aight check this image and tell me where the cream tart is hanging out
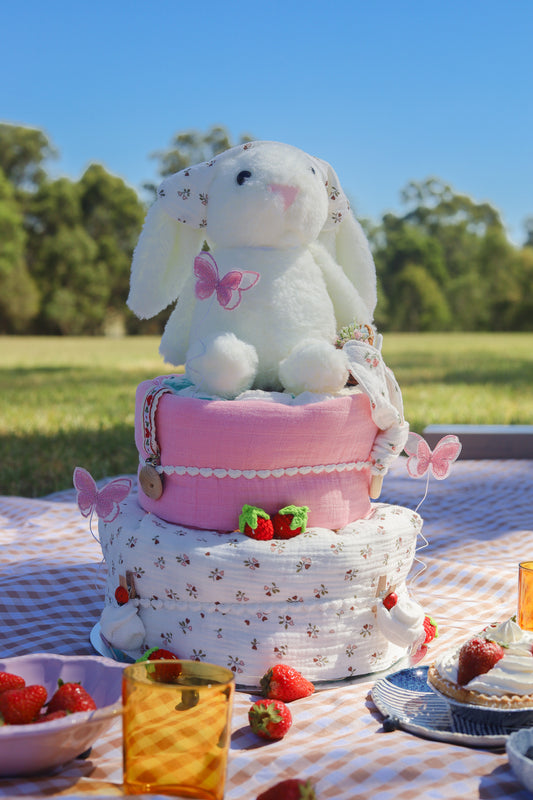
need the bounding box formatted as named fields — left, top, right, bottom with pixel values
left=428, top=619, right=533, bottom=710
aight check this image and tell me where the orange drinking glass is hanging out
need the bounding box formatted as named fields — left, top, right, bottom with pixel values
left=518, top=562, right=533, bottom=630
left=122, top=660, right=235, bottom=798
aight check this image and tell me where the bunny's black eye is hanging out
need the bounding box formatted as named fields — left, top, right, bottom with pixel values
left=236, top=170, right=252, bottom=185
left=310, top=167, right=316, bottom=175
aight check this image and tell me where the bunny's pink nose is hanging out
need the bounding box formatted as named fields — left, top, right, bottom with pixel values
left=268, top=183, right=299, bottom=210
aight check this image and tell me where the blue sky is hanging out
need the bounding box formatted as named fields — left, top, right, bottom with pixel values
left=2, top=0, right=532, bottom=243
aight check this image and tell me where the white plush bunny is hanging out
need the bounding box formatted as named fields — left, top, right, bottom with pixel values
left=128, top=140, right=377, bottom=399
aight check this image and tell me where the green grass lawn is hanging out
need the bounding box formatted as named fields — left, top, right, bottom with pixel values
left=382, top=332, right=533, bottom=429
left=1, top=333, right=532, bottom=497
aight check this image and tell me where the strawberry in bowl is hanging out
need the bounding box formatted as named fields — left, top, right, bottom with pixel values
left=0, top=653, right=123, bottom=777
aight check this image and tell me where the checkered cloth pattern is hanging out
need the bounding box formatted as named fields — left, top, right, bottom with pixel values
left=1, top=458, right=532, bottom=798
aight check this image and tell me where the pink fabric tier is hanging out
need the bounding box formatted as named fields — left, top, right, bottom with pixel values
left=134, top=380, right=379, bottom=530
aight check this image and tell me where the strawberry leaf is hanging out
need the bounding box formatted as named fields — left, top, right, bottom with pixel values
left=278, top=505, right=309, bottom=531
left=238, top=504, right=270, bottom=533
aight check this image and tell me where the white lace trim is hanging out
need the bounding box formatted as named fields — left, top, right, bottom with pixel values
left=140, top=457, right=371, bottom=480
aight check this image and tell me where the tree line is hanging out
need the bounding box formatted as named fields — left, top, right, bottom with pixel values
left=1, top=122, right=531, bottom=335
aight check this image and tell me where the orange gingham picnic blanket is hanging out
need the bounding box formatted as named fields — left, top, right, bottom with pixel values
left=1, top=457, right=532, bottom=799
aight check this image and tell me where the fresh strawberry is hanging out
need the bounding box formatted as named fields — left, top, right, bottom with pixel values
left=145, top=648, right=182, bottom=682
left=137, top=647, right=182, bottom=681
left=137, top=646, right=180, bottom=662
left=260, top=664, right=315, bottom=702
left=382, top=592, right=398, bottom=610
left=248, top=698, right=292, bottom=740
left=47, top=680, right=96, bottom=714
left=239, top=505, right=274, bottom=540
left=35, top=709, right=69, bottom=723
left=0, top=672, right=25, bottom=694
left=148, top=648, right=179, bottom=660
left=257, top=778, right=317, bottom=799
left=423, top=615, right=438, bottom=644
left=0, top=684, right=47, bottom=724
left=457, top=636, right=504, bottom=685
left=272, top=506, right=309, bottom=539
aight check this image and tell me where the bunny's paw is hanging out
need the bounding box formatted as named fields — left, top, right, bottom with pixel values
left=279, top=339, right=349, bottom=395
left=186, top=332, right=258, bottom=399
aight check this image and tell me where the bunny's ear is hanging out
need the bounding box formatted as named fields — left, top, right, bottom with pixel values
left=314, top=158, right=377, bottom=320
left=127, top=161, right=215, bottom=319
left=333, top=211, right=377, bottom=319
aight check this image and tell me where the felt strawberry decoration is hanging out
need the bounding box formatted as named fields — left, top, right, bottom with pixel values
left=457, top=636, right=504, bottom=685
left=260, top=664, right=315, bottom=702
left=423, top=615, right=438, bottom=644
left=382, top=592, right=398, bottom=610
left=0, top=684, right=48, bottom=724
left=248, top=698, right=292, bottom=740
left=239, top=505, right=274, bottom=540
left=115, top=585, right=130, bottom=605
left=272, top=506, right=309, bottom=539
left=0, top=672, right=25, bottom=694
left=257, top=778, right=317, bottom=799
left=47, top=680, right=97, bottom=714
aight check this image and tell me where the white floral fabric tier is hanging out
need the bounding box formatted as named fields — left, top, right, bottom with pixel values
left=98, top=495, right=422, bottom=686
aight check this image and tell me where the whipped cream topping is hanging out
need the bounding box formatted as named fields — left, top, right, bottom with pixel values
left=435, top=619, right=533, bottom=697
left=376, top=594, right=425, bottom=648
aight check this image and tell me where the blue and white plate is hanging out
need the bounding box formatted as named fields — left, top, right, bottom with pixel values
left=371, top=666, right=508, bottom=749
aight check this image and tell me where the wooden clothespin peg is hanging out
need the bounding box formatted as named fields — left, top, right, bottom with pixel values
left=372, top=574, right=388, bottom=614
left=370, top=474, right=383, bottom=499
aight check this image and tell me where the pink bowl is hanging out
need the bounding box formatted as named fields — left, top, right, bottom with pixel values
left=0, top=653, right=123, bottom=777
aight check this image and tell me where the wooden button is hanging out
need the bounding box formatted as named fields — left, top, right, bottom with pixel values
left=139, top=464, right=163, bottom=499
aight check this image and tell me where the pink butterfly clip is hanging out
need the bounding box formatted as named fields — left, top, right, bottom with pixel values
left=404, top=433, right=462, bottom=480
left=194, top=252, right=260, bottom=310
left=73, top=467, right=131, bottom=523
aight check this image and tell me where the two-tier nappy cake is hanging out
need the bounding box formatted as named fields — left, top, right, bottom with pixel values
left=81, top=140, right=435, bottom=688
